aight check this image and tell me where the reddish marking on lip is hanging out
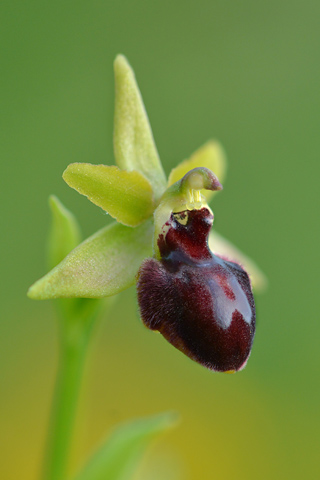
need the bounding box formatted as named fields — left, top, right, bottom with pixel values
left=216, top=274, right=236, bottom=301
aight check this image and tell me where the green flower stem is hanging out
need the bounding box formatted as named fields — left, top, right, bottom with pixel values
left=42, top=300, right=100, bottom=480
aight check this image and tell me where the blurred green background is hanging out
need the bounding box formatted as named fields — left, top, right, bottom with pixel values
left=1, top=1, right=319, bottom=479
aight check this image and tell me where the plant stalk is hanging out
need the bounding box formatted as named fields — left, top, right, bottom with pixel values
left=42, top=301, right=98, bottom=480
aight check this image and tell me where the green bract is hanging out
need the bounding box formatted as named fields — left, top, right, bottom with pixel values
left=47, top=195, right=82, bottom=270
left=28, top=54, right=266, bottom=301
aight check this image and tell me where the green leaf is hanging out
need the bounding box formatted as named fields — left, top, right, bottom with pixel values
left=114, top=55, right=167, bottom=201
left=168, top=141, right=227, bottom=202
left=47, top=195, right=82, bottom=270
left=28, top=219, right=153, bottom=299
left=63, top=164, right=155, bottom=227
left=72, top=413, right=177, bottom=480
left=209, top=231, right=268, bottom=292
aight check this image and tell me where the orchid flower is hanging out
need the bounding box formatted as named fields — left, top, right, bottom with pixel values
left=28, top=55, right=266, bottom=373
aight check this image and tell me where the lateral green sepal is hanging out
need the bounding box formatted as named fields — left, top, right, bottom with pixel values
left=209, top=231, right=268, bottom=292
left=28, top=219, right=153, bottom=299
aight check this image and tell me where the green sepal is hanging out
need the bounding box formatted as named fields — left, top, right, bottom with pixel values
left=113, top=55, right=167, bottom=200
left=209, top=231, right=268, bottom=292
left=63, top=164, right=155, bottom=227
left=72, top=412, right=177, bottom=480
left=47, top=195, right=82, bottom=270
left=28, top=219, right=153, bottom=299
left=168, top=141, right=226, bottom=203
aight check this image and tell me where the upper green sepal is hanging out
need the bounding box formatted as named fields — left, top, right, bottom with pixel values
left=47, top=195, right=82, bottom=270
left=63, top=163, right=155, bottom=227
left=113, top=55, right=167, bottom=200
left=28, top=219, right=153, bottom=299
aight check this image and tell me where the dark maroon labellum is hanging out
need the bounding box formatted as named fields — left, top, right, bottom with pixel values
left=137, top=208, right=256, bottom=372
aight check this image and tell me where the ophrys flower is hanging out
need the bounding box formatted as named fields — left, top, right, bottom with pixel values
left=28, top=55, right=266, bottom=372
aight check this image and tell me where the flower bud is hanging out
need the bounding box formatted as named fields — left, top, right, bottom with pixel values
left=137, top=168, right=255, bottom=372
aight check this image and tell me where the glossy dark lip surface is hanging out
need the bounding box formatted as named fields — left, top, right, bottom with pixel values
left=137, top=208, right=256, bottom=372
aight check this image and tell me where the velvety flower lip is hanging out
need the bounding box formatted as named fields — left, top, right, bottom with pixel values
left=137, top=204, right=256, bottom=373
left=28, top=54, right=265, bottom=372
